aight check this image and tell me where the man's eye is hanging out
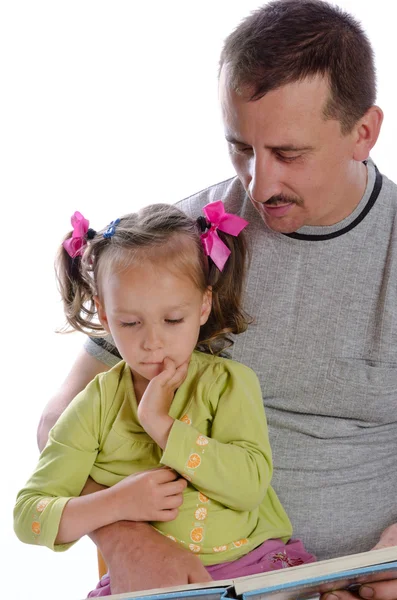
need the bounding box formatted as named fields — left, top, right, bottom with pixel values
left=231, top=145, right=253, bottom=155
left=120, top=321, right=138, bottom=327
left=276, top=153, right=299, bottom=163
left=165, top=319, right=184, bottom=324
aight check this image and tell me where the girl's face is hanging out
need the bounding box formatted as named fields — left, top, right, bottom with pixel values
left=95, top=259, right=212, bottom=390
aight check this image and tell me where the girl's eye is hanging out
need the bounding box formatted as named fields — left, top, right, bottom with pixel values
left=165, top=318, right=184, bottom=324
left=120, top=321, right=138, bottom=327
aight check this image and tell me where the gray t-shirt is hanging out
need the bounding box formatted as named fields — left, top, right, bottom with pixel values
left=85, top=159, right=397, bottom=560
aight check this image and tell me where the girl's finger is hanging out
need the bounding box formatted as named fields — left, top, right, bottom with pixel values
left=159, top=358, right=188, bottom=389
left=162, top=478, right=188, bottom=496
left=163, top=357, right=176, bottom=372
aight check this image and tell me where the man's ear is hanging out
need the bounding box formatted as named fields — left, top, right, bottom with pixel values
left=94, top=296, right=110, bottom=333
left=352, top=105, right=383, bottom=162
left=200, top=287, right=212, bottom=326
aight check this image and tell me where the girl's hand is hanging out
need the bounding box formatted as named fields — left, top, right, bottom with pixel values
left=138, top=357, right=189, bottom=448
left=109, top=467, right=187, bottom=523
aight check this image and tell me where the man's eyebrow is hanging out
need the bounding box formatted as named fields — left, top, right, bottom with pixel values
left=225, top=136, right=314, bottom=152
left=268, top=144, right=314, bottom=152
left=225, top=134, right=247, bottom=145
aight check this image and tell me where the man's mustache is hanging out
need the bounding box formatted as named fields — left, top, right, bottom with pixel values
left=264, top=194, right=303, bottom=207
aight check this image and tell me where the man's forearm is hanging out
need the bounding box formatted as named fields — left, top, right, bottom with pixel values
left=82, top=479, right=148, bottom=558
left=89, top=520, right=150, bottom=562
left=89, top=520, right=212, bottom=594
left=80, top=476, right=107, bottom=496
left=37, top=396, right=72, bottom=451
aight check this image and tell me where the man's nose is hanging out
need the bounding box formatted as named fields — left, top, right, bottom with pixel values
left=248, top=154, right=282, bottom=203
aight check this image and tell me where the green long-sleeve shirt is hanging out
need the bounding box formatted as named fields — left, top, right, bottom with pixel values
left=14, top=351, right=292, bottom=565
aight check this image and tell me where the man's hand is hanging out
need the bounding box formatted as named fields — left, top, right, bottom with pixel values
left=138, top=357, right=189, bottom=448
left=372, top=524, right=397, bottom=551
left=322, top=524, right=397, bottom=600
left=108, top=467, right=187, bottom=522
left=93, top=521, right=213, bottom=594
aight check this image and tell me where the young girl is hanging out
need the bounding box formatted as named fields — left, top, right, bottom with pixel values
left=14, top=202, right=315, bottom=596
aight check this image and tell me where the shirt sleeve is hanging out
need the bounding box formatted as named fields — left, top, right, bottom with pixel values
left=13, top=376, right=104, bottom=551
left=84, top=334, right=122, bottom=368
left=160, top=361, right=272, bottom=511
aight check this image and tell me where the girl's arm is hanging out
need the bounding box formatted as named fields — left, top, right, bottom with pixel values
left=55, top=486, right=118, bottom=544
left=55, top=467, right=186, bottom=544
left=37, top=348, right=110, bottom=452
left=15, top=371, right=186, bottom=549
left=14, top=375, right=105, bottom=550
left=160, top=361, right=273, bottom=511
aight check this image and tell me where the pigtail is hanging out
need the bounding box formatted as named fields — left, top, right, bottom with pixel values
left=198, top=228, right=252, bottom=354
left=55, top=231, right=102, bottom=334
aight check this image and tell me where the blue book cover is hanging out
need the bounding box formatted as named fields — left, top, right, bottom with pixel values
left=102, top=546, right=397, bottom=600
left=234, top=547, right=397, bottom=600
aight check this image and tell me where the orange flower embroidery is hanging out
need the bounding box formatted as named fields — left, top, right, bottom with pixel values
left=36, top=499, right=50, bottom=513
left=189, top=544, right=201, bottom=553
left=190, top=527, right=204, bottom=543
left=187, top=453, right=201, bottom=469
left=198, top=492, right=209, bottom=503
left=194, top=507, right=208, bottom=521
left=213, top=545, right=228, bottom=553
left=32, top=521, right=41, bottom=535
left=181, top=415, right=192, bottom=425
left=196, top=435, right=209, bottom=446
left=233, top=538, right=249, bottom=548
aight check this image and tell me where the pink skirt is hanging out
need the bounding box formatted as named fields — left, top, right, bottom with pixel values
left=87, top=538, right=316, bottom=597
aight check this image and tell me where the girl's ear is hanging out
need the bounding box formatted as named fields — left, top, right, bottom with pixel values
left=200, top=287, right=212, bottom=326
left=94, top=296, right=111, bottom=333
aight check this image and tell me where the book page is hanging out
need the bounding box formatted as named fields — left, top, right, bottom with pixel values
left=234, top=546, right=397, bottom=595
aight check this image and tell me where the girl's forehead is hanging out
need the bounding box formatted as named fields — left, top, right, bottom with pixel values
left=108, top=233, right=197, bottom=264
left=107, top=238, right=201, bottom=276
left=101, top=262, right=205, bottom=314
left=96, top=235, right=206, bottom=298
left=113, top=259, right=195, bottom=285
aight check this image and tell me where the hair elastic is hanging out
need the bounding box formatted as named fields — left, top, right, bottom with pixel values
left=103, top=218, right=120, bottom=239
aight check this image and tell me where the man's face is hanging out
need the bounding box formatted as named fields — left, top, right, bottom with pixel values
left=219, top=70, right=366, bottom=233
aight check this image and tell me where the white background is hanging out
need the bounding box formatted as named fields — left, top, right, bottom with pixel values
left=1, top=2, right=396, bottom=599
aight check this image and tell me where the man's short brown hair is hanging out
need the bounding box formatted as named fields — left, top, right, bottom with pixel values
left=220, top=0, right=376, bottom=134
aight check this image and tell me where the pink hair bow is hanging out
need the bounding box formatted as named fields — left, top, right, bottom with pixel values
left=63, top=211, right=90, bottom=258
left=200, top=201, right=248, bottom=271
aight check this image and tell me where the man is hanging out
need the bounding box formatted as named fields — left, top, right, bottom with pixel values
left=38, top=1, right=397, bottom=598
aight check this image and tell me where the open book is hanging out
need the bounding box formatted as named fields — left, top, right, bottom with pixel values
left=232, top=545, right=397, bottom=600
left=94, top=546, right=397, bottom=600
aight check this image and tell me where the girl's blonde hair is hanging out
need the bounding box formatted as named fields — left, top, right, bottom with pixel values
left=56, top=203, right=251, bottom=354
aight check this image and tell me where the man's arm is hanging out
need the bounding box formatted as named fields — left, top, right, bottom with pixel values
left=91, top=521, right=212, bottom=594
left=37, top=348, right=110, bottom=451
left=82, top=479, right=211, bottom=593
